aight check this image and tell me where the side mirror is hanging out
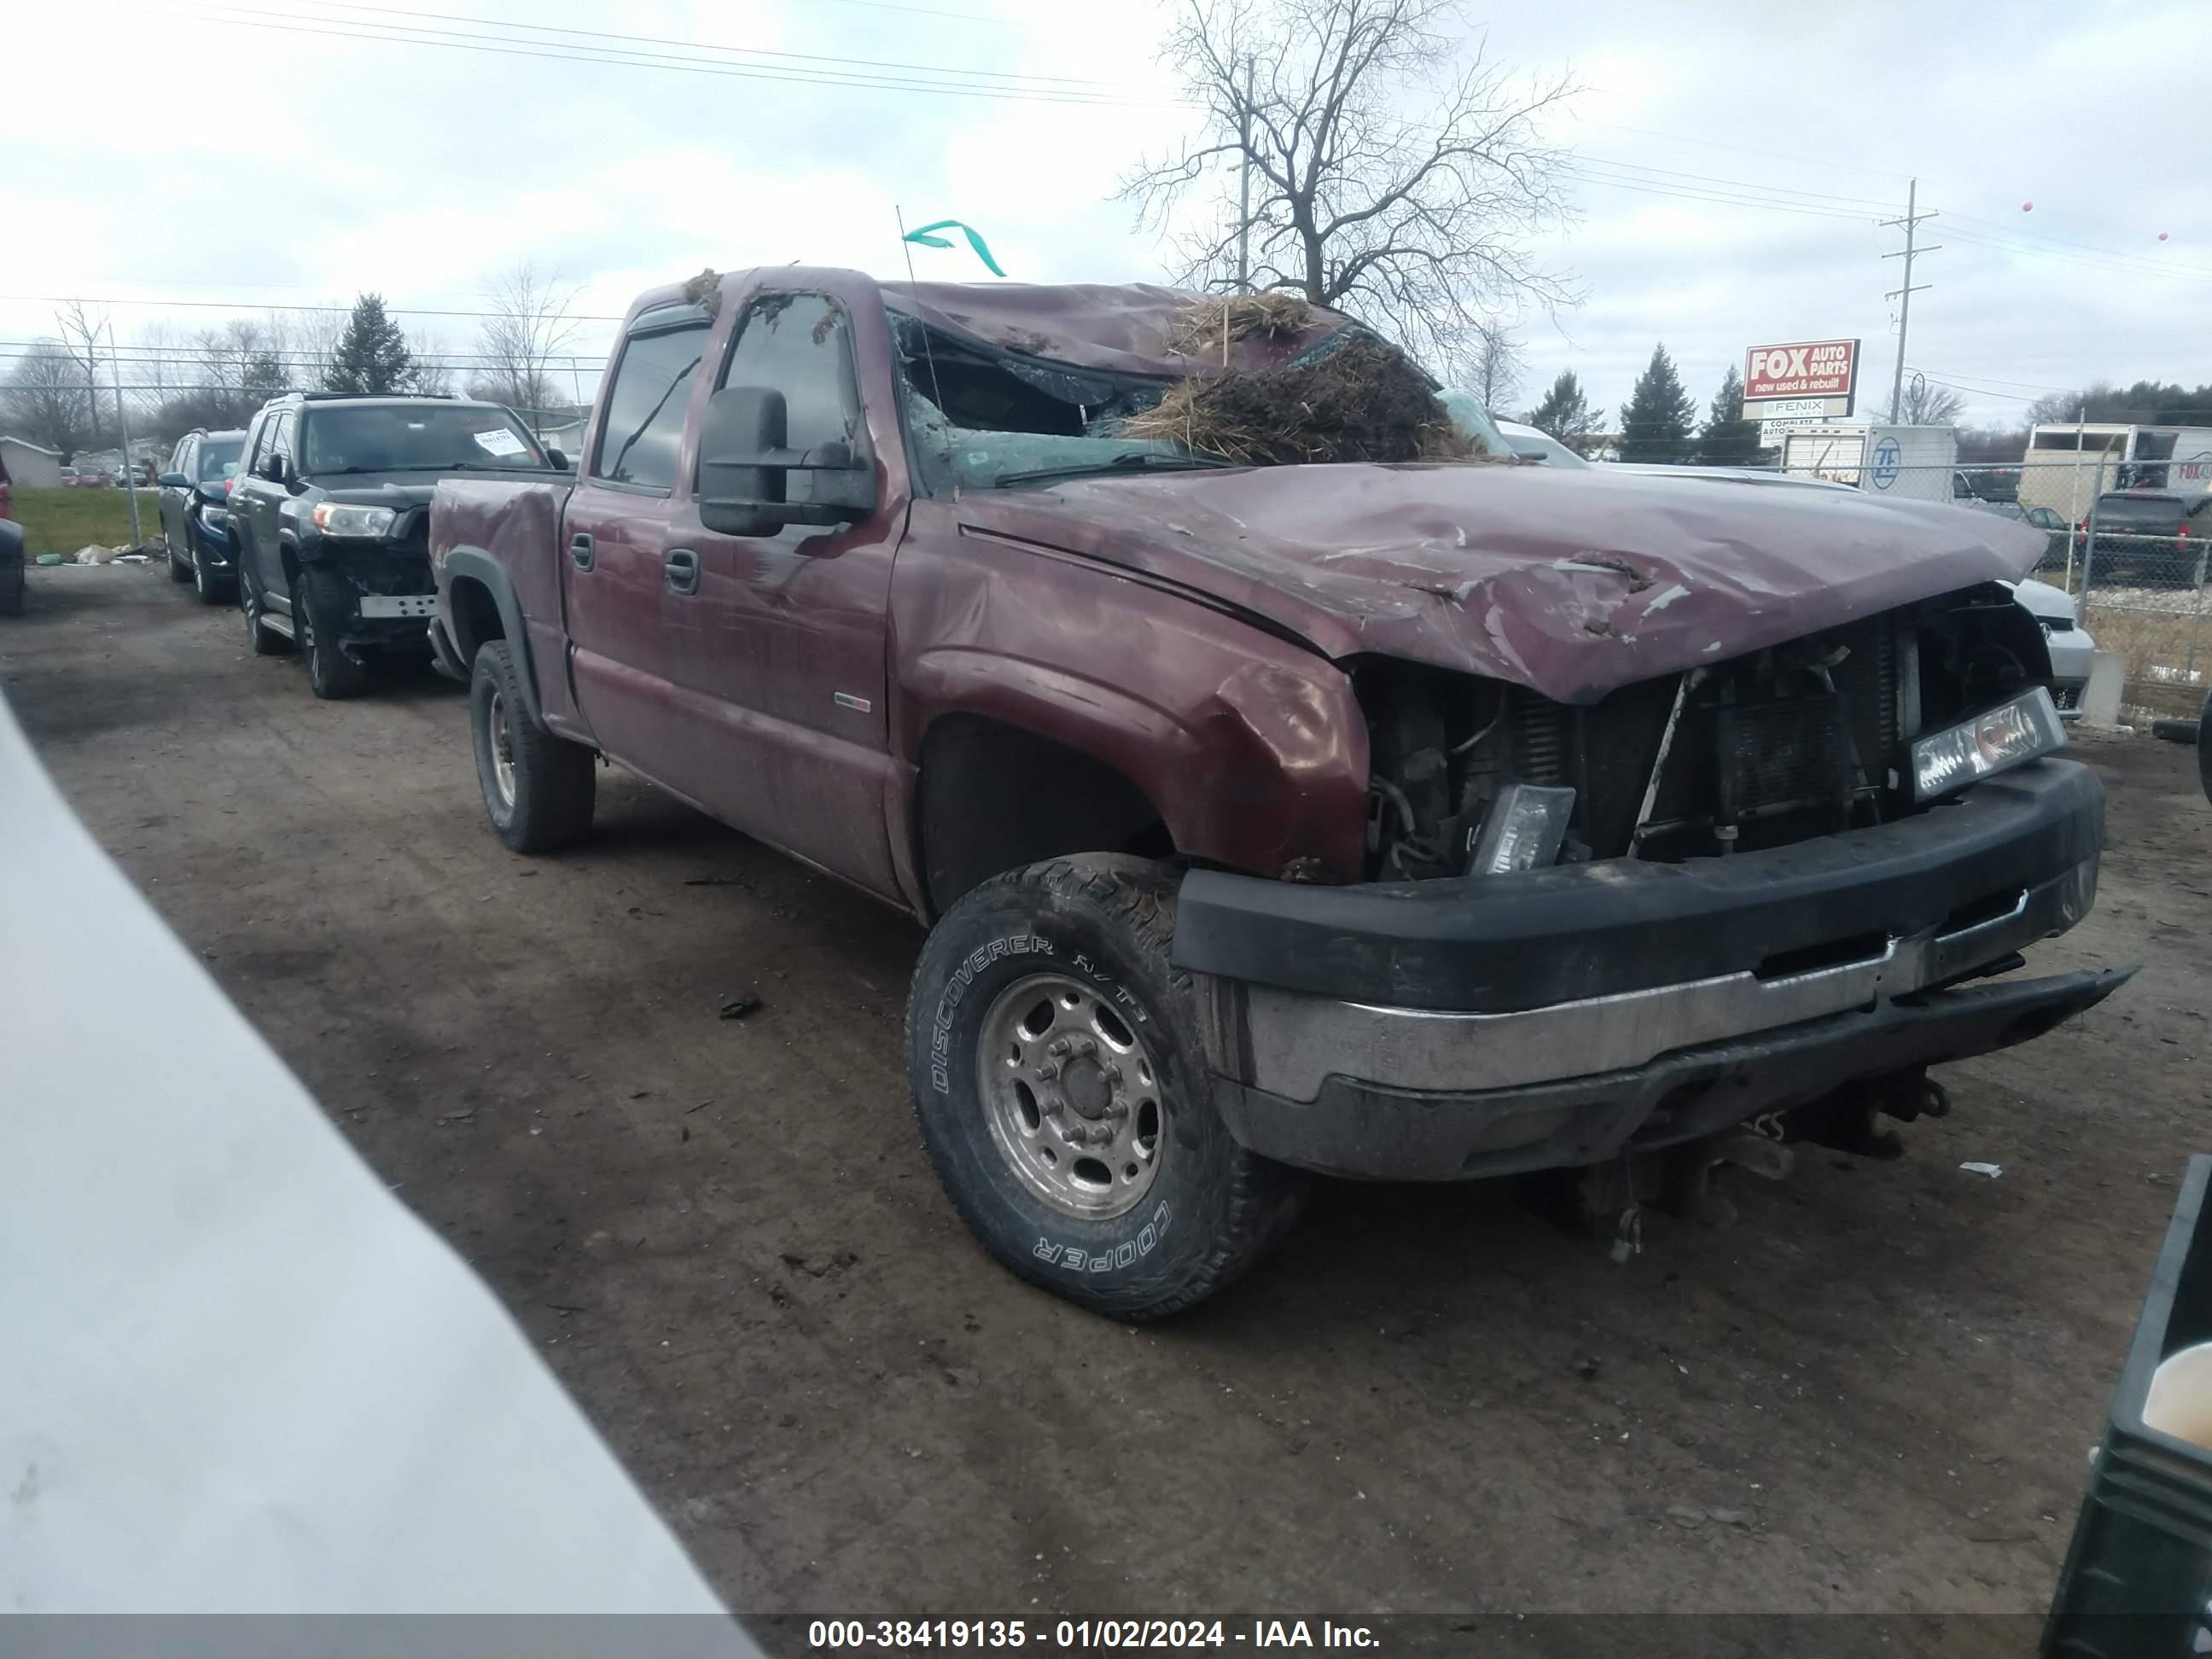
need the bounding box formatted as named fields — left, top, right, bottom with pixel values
left=158, top=472, right=189, bottom=489
left=545, top=446, right=571, bottom=471
left=697, top=384, right=877, bottom=539
left=260, top=454, right=291, bottom=486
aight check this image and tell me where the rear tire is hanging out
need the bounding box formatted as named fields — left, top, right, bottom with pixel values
left=0, top=557, right=23, bottom=618
left=471, top=639, right=596, bottom=852
left=241, top=568, right=291, bottom=655
left=295, top=568, right=370, bottom=700
left=905, top=854, right=1308, bottom=1322
left=166, top=533, right=191, bottom=581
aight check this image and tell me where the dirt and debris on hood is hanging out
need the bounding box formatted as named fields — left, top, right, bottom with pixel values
left=1121, top=332, right=1492, bottom=468
left=956, top=461, right=2053, bottom=704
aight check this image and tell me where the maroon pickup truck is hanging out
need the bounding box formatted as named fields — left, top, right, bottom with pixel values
left=430, top=268, right=2130, bottom=1319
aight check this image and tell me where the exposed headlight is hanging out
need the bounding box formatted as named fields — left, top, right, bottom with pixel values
left=196, top=504, right=231, bottom=531
left=1911, top=687, right=2066, bottom=801
left=1469, top=783, right=1577, bottom=874
left=311, top=503, right=397, bottom=538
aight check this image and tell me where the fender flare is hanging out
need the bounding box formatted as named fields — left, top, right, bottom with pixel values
left=440, top=546, right=546, bottom=731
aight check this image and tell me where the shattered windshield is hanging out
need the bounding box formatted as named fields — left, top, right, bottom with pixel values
left=889, top=307, right=1196, bottom=492
left=889, top=303, right=1496, bottom=493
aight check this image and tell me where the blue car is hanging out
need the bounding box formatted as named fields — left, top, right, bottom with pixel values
left=158, top=428, right=247, bottom=602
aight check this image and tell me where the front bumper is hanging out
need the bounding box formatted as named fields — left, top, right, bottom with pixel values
left=1175, top=759, right=2129, bottom=1179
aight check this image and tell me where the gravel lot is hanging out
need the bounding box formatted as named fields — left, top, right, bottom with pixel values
left=9, top=565, right=2211, bottom=1628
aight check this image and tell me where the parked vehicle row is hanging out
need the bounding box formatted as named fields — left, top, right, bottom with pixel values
left=160, top=393, right=567, bottom=698
left=143, top=276, right=2129, bottom=1321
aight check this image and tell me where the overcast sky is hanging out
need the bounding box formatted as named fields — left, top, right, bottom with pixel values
left=3, top=0, right=2207, bottom=429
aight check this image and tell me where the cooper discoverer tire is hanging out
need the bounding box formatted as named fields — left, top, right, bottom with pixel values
left=905, top=854, right=1307, bottom=1322
left=471, top=638, right=596, bottom=852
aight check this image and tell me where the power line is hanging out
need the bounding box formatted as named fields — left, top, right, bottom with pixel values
left=154, top=3, right=1189, bottom=108
left=1564, top=167, right=1879, bottom=223
left=0, top=294, right=629, bottom=321
left=287, top=0, right=1140, bottom=89
left=1573, top=155, right=1897, bottom=211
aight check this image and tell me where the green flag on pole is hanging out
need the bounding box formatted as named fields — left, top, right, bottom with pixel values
left=901, top=219, right=1006, bottom=278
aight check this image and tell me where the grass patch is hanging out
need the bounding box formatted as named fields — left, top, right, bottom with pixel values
left=10, top=487, right=162, bottom=557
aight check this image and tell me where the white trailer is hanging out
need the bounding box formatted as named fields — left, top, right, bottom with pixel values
left=1778, top=424, right=1959, bottom=504
left=2017, top=422, right=2212, bottom=521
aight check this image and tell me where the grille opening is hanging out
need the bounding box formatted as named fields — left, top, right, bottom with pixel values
left=1755, top=930, right=1890, bottom=981
left=1939, top=888, right=2025, bottom=935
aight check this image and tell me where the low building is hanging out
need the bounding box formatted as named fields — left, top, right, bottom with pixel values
left=0, top=435, right=63, bottom=487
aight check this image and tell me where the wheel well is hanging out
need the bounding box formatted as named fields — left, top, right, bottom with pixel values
left=917, top=714, right=1173, bottom=916
left=449, top=575, right=504, bottom=664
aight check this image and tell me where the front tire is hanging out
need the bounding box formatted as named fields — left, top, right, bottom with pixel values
left=191, top=533, right=231, bottom=604
left=905, top=855, right=1308, bottom=1322
left=471, top=639, right=596, bottom=852
left=294, top=568, right=369, bottom=700
left=2198, top=690, right=2211, bottom=806
left=166, top=530, right=191, bottom=582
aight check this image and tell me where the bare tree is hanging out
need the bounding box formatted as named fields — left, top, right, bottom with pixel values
left=1450, top=320, right=1523, bottom=409
left=1121, top=0, right=1578, bottom=363
left=2, top=339, right=96, bottom=459
left=470, top=261, right=583, bottom=417
left=1897, top=375, right=1965, bottom=426
left=52, top=301, right=110, bottom=451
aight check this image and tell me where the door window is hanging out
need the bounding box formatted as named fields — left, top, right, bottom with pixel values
left=713, top=294, right=861, bottom=507
left=266, top=413, right=296, bottom=476
left=591, top=316, right=710, bottom=491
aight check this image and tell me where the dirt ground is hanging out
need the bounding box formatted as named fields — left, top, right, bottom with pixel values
left=9, top=566, right=2212, bottom=1624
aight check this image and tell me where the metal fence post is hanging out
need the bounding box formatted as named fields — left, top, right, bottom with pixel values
left=2078, top=494, right=2103, bottom=624
left=2188, top=542, right=2209, bottom=684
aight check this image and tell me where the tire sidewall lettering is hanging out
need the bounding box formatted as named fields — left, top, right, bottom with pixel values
left=928, top=930, right=1057, bottom=1096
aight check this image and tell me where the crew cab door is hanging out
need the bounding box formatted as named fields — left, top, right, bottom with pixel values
left=560, top=303, right=714, bottom=787
left=665, top=282, right=907, bottom=897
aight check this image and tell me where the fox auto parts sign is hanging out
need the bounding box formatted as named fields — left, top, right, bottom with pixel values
left=1744, top=340, right=1860, bottom=411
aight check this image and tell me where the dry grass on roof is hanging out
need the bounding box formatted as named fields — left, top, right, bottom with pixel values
left=1123, top=332, right=1498, bottom=468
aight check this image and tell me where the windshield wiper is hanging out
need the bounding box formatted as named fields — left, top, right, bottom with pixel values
left=992, top=451, right=1236, bottom=488
left=312, top=460, right=544, bottom=476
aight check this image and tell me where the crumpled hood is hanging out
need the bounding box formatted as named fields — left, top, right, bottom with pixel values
left=955, top=462, right=2049, bottom=704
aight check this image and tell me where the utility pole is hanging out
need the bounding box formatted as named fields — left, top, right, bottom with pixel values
left=1882, top=178, right=1941, bottom=422
left=110, top=325, right=145, bottom=550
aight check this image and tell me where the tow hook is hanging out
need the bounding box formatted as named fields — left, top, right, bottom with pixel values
left=1805, top=1068, right=1951, bottom=1161
left=1656, top=1128, right=1795, bottom=1229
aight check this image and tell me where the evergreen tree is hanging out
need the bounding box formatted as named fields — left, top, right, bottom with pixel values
left=324, top=294, right=414, bottom=394
left=1694, top=365, right=1761, bottom=467
left=242, top=351, right=287, bottom=405
left=1524, top=370, right=1603, bottom=448
left=1618, top=344, right=1697, bottom=463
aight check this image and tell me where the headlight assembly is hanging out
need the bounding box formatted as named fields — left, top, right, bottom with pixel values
left=1911, top=687, right=2066, bottom=801
left=310, top=503, right=397, bottom=538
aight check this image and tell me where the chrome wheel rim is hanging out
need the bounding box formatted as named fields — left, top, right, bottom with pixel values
left=486, top=689, right=516, bottom=806
left=976, top=971, right=1165, bottom=1220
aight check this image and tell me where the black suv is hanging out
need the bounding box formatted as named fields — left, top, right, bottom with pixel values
left=230, top=393, right=562, bottom=698
left=157, top=427, right=247, bottom=602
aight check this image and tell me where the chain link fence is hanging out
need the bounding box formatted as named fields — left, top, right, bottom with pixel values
left=1766, top=453, right=2210, bottom=724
